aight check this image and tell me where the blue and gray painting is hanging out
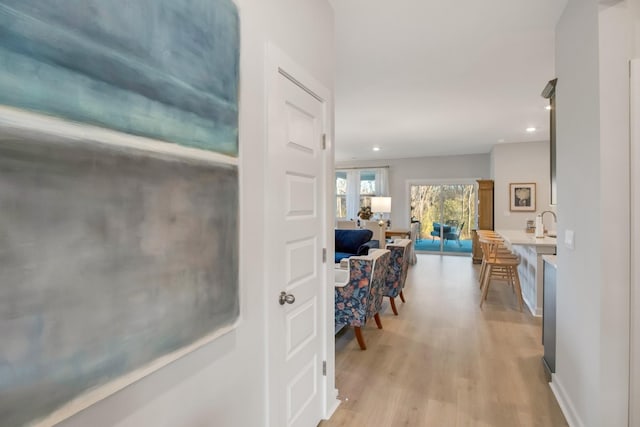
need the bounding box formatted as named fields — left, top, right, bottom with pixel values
left=0, top=0, right=239, bottom=156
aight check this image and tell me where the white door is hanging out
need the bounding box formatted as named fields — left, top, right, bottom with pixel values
left=265, top=46, right=330, bottom=427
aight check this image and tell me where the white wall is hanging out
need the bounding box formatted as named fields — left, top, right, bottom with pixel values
left=491, top=141, right=554, bottom=231
left=597, top=3, right=632, bottom=426
left=58, top=1, right=335, bottom=426
left=552, top=0, right=632, bottom=426
left=336, top=153, right=490, bottom=228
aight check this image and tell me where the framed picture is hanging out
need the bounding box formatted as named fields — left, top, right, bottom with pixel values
left=509, top=183, right=536, bottom=211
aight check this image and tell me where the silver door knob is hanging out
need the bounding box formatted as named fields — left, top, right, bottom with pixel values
left=279, top=291, right=295, bottom=305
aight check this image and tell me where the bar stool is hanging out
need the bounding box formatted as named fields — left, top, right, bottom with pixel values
left=478, top=234, right=524, bottom=311
left=476, top=231, right=515, bottom=287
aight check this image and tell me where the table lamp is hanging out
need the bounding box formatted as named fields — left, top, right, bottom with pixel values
left=371, top=196, right=391, bottom=226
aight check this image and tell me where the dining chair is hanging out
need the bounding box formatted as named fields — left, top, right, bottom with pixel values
left=360, top=219, right=386, bottom=247
left=335, top=249, right=391, bottom=350
left=407, top=222, right=419, bottom=265
left=383, top=239, right=411, bottom=315
left=336, top=219, right=357, bottom=229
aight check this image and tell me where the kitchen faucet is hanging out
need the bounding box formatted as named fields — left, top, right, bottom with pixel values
left=539, top=210, right=557, bottom=237
left=540, top=210, right=557, bottom=222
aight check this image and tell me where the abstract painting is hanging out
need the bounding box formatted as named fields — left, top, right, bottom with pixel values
left=0, top=0, right=239, bottom=156
left=0, top=130, right=239, bottom=426
left=0, top=0, right=240, bottom=425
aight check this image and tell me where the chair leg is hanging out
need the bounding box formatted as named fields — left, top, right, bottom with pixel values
left=511, top=265, right=524, bottom=312
left=399, top=290, right=406, bottom=303
left=354, top=326, right=367, bottom=350
left=480, top=265, right=493, bottom=308
left=374, top=313, right=383, bottom=329
left=507, top=268, right=515, bottom=293
left=389, top=297, right=399, bottom=315
left=479, top=260, right=488, bottom=289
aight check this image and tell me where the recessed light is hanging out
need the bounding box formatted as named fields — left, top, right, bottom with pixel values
left=526, top=127, right=536, bottom=133
left=372, top=146, right=381, bottom=152
left=545, top=105, right=552, bottom=111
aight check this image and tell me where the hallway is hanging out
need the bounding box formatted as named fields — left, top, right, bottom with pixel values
left=322, top=254, right=567, bottom=426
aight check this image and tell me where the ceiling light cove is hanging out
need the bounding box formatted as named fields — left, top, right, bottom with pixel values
left=372, top=146, right=381, bottom=152
left=526, top=127, right=537, bottom=133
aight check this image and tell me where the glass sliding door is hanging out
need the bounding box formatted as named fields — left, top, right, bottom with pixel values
left=410, top=183, right=475, bottom=254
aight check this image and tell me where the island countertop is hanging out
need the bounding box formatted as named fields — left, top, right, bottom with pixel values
left=495, top=229, right=557, bottom=248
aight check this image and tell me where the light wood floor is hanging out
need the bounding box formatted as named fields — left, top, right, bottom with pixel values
left=321, top=254, right=567, bottom=427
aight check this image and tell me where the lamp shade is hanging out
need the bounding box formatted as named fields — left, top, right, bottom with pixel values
left=371, top=196, right=391, bottom=213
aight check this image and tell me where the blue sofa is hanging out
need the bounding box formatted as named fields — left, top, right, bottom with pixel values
left=334, top=229, right=379, bottom=263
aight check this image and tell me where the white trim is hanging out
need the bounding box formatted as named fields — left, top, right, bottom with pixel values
left=521, top=292, right=541, bottom=317
left=0, top=105, right=237, bottom=166
left=550, top=374, right=585, bottom=427
left=629, top=58, right=640, bottom=427
left=34, top=323, right=238, bottom=427
left=323, top=388, right=341, bottom=420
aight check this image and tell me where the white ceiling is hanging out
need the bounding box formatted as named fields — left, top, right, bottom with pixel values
left=330, top=0, right=567, bottom=162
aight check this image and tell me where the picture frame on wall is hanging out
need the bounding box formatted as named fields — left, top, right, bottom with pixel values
left=509, top=183, right=536, bottom=211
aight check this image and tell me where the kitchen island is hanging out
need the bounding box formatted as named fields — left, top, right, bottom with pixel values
left=495, top=230, right=557, bottom=316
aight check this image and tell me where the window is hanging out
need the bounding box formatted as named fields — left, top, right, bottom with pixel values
left=359, top=171, right=376, bottom=209
left=336, top=171, right=347, bottom=218
left=335, top=168, right=389, bottom=219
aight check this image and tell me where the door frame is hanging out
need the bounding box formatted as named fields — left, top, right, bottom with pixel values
left=264, top=43, right=339, bottom=426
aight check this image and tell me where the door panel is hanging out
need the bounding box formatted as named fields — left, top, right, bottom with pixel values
left=287, top=356, right=318, bottom=425
left=286, top=173, right=316, bottom=216
left=267, top=58, right=326, bottom=427
left=286, top=299, right=317, bottom=359
left=286, top=238, right=317, bottom=288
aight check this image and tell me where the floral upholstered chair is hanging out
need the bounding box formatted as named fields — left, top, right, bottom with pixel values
left=408, top=221, right=420, bottom=265
left=384, top=239, right=411, bottom=315
left=335, top=249, right=390, bottom=350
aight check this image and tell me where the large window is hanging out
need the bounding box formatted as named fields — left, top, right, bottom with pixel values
left=335, top=168, right=389, bottom=219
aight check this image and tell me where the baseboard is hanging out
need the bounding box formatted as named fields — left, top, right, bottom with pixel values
left=521, top=292, right=542, bottom=317
left=550, top=374, right=585, bottom=427
left=324, top=389, right=341, bottom=420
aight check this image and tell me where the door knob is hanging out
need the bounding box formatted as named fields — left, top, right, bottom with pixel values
left=279, top=291, right=295, bottom=305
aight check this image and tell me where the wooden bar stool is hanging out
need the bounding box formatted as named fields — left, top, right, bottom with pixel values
left=476, top=232, right=516, bottom=287
left=478, top=236, right=523, bottom=311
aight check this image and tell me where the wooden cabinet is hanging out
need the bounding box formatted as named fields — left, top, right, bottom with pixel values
left=472, top=180, right=494, bottom=263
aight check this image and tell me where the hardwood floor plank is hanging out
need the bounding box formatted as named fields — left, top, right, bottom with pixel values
left=321, top=254, right=567, bottom=427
